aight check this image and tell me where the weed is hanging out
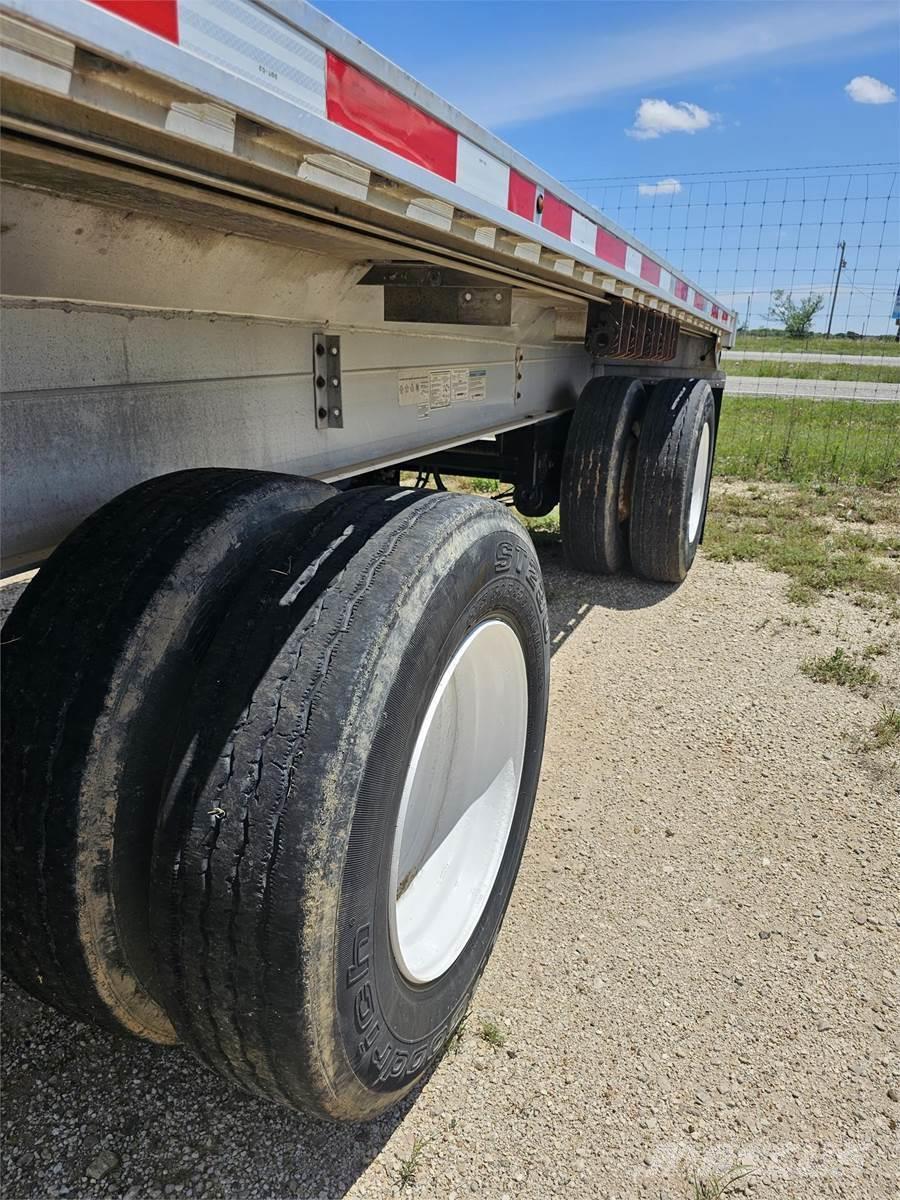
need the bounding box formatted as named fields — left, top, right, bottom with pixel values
left=469, top=477, right=496, bottom=494
left=800, top=647, right=879, bottom=689
left=862, top=640, right=891, bottom=659
left=704, top=486, right=900, bottom=611
left=444, top=1013, right=468, bottom=1056
left=520, top=507, right=560, bottom=538
left=478, top=1018, right=507, bottom=1049
left=396, top=1135, right=431, bottom=1190
left=691, top=1165, right=755, bottom=1200
left=866, top=707, right=900, bottom=750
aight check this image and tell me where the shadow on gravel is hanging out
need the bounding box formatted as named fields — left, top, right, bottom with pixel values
left=532, top=536, right=678, bottom=660
left=1, top=975, right=419, bottom=1199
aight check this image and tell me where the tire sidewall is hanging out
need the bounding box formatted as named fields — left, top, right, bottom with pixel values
left=680, top=386, right=716, bottom=572
left=322, top=518, right=549, bottom=1109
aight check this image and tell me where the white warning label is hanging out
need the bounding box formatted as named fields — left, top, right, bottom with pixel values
left=399, top=367, right=488, bottom=417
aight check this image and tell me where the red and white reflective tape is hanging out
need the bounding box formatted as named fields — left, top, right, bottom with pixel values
left=84, top=0, right=732, bottom=328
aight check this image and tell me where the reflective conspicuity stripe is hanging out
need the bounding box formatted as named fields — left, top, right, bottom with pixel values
left=325, top=51, right=457, bottom=182
left=595, top=228, right=627, bottom=270
left=540, top=193, right=573, bottom=240
left=89, top=0, right=178, bottom=42
left=507, top=169, right=537, bottom=220
left=75, top=0, right=732, bottom=329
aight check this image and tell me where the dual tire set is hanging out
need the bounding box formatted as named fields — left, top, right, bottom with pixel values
left=1, top=376, right=715, bottom=1121
left=560, top=376, right=717, bottom=583
left=1, top=471, right=550, bottom=1120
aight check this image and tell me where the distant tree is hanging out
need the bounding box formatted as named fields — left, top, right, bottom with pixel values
left=767, top=289, right=824, bottom=338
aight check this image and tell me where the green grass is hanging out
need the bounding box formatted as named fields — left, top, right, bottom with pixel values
left=866, top=706, right=900, bottom=750
left=800, top=647, right=879, bottom=688
left=714, top=396, right=900, bottom=487
left=734, top=334, right=900, bottom=357
left=478, top=1018, right=507, bottom=1049
left=726, top=360, right=900, bottom=384
left=469, top=476, right=496, bottom=494
left=396, top=1136, right=431, bottom=1190
left=691, top=1166, right=755, bottom=1200
left=704, top=486, right=900, bottom=609
left=444, top=1013, right=468, bottom=1056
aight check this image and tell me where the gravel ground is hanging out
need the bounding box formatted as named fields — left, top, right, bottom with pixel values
left=2, top=526, right=898, bottom=1200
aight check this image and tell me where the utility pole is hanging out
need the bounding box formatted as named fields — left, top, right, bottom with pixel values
left=826, top=240, right=847, bottom=337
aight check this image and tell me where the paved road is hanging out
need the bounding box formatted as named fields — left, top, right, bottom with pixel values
left=725, top=350, right=898, bottom=367
left=725, top=375, right=900, bottom=403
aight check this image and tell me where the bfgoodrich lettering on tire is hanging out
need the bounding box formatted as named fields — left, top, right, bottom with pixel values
left=629, top=378, right=716, bottom=583
left=151, top=488, right=550, bottom=1120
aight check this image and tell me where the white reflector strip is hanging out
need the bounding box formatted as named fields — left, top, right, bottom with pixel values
left=570, top=211, right=597, bottom=254
left=456, top=138, right=509, bottom=208
left=624, top=245, right=642, bottom=278
left=179, top=0, right=326, bottom=118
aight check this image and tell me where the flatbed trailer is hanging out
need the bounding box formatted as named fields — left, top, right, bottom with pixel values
left=1, top=0, right=732, bottom=1121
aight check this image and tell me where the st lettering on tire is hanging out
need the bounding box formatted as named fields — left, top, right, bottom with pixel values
left=151, top=488, right=550, bottom=1120
left=629, top=378, right=716, bottom=583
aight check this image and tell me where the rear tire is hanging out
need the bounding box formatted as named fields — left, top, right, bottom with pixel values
left=151, top=488, right=551, bottom=1119
left=629, top=378, right=716, bottom=583
left=0, top=469, right=333, bottom=1042
left=560, top=377, right=648, bottom=574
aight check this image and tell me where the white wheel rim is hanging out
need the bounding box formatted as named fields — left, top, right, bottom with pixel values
left=687, top=421, right=711, bottom=543
left=389, top=619, right=529, bottom=985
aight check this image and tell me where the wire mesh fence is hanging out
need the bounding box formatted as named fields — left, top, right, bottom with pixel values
left=567, top=163, right=900, bottom=487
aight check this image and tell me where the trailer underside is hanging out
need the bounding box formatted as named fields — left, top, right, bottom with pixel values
left=1, top=126, right=722, bottom=572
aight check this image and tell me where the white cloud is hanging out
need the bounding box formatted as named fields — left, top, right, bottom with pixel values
left=627, top=100, right=716, bottom=140
left=844, top=74, right=897, bottom=104
left=638, top=178, right=683, bottom=197
left=426, top=2, right=897, bottom=128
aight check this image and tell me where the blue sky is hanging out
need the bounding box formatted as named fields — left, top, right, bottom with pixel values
left=316, top=1, right=899, bottom=331
left=316, top=1, right=898, bottom=180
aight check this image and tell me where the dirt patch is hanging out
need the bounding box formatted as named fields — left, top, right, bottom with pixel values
left=1, top=541, right=897, bottom=1199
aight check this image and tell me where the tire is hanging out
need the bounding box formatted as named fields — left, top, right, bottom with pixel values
left=0, top=468, right=334, bottom=1042
left=151, top=487, right=551, bottom=1120
left=560, top=376, right=648, bottom=573
left=629, top=378, right=716, bottom=583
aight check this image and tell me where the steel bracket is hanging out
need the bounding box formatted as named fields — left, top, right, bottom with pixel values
left=585, top=297, right=679, bottom=362
left=313, top=333, right=343, bottom=429
left=360, top=264, right=512, bottom=326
